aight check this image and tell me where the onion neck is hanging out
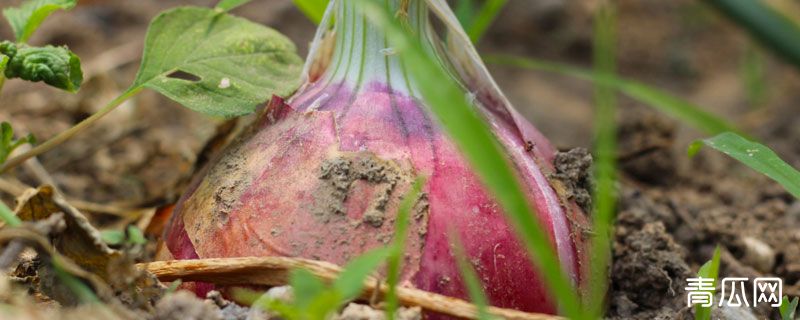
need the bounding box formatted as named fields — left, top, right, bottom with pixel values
left=319, top=0, right=440, bottom=95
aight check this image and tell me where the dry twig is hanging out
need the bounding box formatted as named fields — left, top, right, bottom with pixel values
left=140, top=257, right=564, bottom=320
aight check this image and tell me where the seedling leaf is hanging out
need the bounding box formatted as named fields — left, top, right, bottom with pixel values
left=386, top=178, right=425, bottom=320
left=333, top=247, right=390, bottom=302
left=289, top=268, right=325, bottom=310
left=695, top=246, right=721, bottom=320
left=690, top=132, right=800, bottom=199
left=2, top=0, right=77, bottom=43
left=133, top=7, right=303, bottom=117
left=0, top=41, right=83, bottom=92
left=291, top=0, right=328, bottom=24
left=780, top=296, right=798, bottom=320
left=215, top=0, right=253, bottom=12
left=0, top=121, right=37, bottom=166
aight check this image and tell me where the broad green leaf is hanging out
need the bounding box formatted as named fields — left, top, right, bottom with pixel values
left=707, top=0, right=800, bottom=70
left=215, top=0, right=252, bottom=12
left=333, top=247, right=390, bottom=302
left=291, top=0, right=328, bottom=24
left=689, top=132, right=800, bottom=199
left=133, top=7, right=303, bottom=117
left=695, top=247, right=721, bottom=320
left=587, top=3, right=618, bottom=318
left=0, top=41, right=83, bottom=92
left=386, top=178, right=425, bottom=320
left=2, top=0, right=77, bottom=43
left=486, top=55, right=739, bottom=135
left=780, top=296, right=799, bottom=320
left=288, top=268, right=325, bottom=310
left=356, top=1, right=583, bottom=318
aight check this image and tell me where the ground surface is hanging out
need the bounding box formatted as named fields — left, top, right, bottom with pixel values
left=0, top=0, right=799, bottom=319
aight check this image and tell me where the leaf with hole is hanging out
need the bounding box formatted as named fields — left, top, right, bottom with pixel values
left=689, top=132, right=800, bottom=199
left=2, top=0, right=77, bottom=43
left=133, top=7, right=303, bottom=117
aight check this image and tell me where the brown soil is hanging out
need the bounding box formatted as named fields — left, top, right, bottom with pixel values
left=0, top=0, right=799, bottom=319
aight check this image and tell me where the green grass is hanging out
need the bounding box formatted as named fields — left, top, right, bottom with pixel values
left=486, top=55, right=739, bottom=136
left=385, top=178, right=425, bottom=320
left=694, top=247, right=721, bottom=320
left=586, top=2, right=618, bottom=318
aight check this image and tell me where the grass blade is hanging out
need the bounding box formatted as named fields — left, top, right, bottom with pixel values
left=780, top=296, right=799, bottom=320
left=291, top=0, right=328, bottom=24
left=386, top=178, right=425, bottom=320
left=689, top=132, right=800, bottom=199
left=451, top=233, right=492, bottom=320
left=486, top=55, right=739, bottom=135
left=0, top=202, right=21, bottom=227
left=466, top=0, right=508, bottom=43
left=706, top=0, right=800, bottom=70
left=357, top=0, right=583, bottom=318
left=586, top=2, right=618, bottom=318
left=333, top=247, right=391, bottom=302
left=694, top=246, right=721, bottom=320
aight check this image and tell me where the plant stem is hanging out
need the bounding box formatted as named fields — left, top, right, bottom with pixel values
left=0, top=86, right=142, bottom=174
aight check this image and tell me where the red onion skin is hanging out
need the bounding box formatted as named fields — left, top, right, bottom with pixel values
left=164, top=82, right=588, bottom=314
left=162, top=0, right=589, bottom=315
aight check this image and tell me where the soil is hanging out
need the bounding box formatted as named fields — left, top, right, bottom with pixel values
left=0, top=0, right=799, bottom=319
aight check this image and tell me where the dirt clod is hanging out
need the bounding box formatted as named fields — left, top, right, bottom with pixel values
left=551, top=148, right=593, bottom=213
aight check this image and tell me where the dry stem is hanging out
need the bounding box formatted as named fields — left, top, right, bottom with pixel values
left=140, top=257, right=564, bottom=320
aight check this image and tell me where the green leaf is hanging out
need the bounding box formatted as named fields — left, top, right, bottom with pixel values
left=706, top=0, right=800, bottom=70
left=452, top=237, right=492, bottom=320
left=288, top=268, right=325, bottom=310
left=0, top=121, right=36, bottom=166
left=133, top=7, right=303, bottom=117
left=100, top=230, right=124, bottom=245
left=291, top=0, right=328, bottom=24
left=0, top=202, right=22, bottom=227
left=333, top=247, right=390, bottom=302
left=0, top=41, right=83, bottom=92
left=695, top=247, right=721, bottom=320
left=0, top=54, right=8, bottom=73
left=690, top=132, right=800, bottom=199
left=465, top=0, right=507, bottom=43
left=356, top=1, right=583, bottom=318
left=126, top=225, right=147, bottom=245
left=215, top=0, right=252, bottom=12
left=780, top=296, right=799, bottom=320
left=386, top=178, right=425, bottom=320
left=486, top=54, right=739, bottom=136
left=2, top=0, right=77, bottom=43
left=587, top=3, right=618, bottom=318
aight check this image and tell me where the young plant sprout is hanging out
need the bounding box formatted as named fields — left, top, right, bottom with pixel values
left=162, top=0, right=589, bottom=314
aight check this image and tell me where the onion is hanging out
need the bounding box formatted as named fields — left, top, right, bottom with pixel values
left=161, top=0, right=589, bottom=314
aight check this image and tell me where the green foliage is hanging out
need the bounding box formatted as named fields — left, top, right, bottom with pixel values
left=215, top=0, right=253, bottom=12
left=2, top=0, right=77, bottom=43
left=706, top=0, right=800, bottom=70
left=355, top=0, right=583, bottom=318
left=452, top=237, right=492, bottom=320
left=587, top=3, right=618, bottom=318
left=740, top=44, right=767, bottom=108
left=694, top=247, right=721, bottom=320
left=100, top=225, right=147, bottom=246
left=254, top=248, right=390, bottom=320
left=133, top=7, right=303, bottom=117
left=0, top=202, right=22, bottom=227
left=464, top=0, right=507, bottom=43
left=0, top=41, right=83, bottom=92
left=689, top=132, right=800, bottom=199
left=780, top=296, right=799, bottom=320
left=487, top=55, right=739, bottom=136
left=291, top=0, right=328, bottom=24
left=0, top=122, right=36, bottom=166
left=385, top=178, right=424, bottom=320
